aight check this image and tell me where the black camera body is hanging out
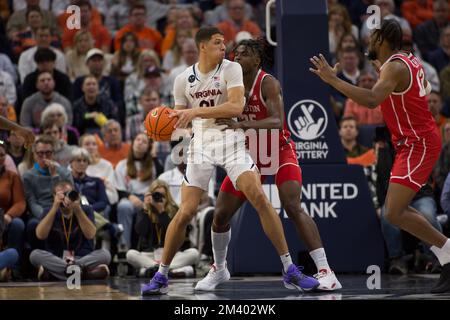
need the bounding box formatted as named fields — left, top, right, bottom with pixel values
left=151, top=192, right=164, bottom=203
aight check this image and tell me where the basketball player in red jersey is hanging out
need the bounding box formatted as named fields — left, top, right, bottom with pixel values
left=195, top=39, right=342, bottom=292
left=310, top=19, right=450, bottom=293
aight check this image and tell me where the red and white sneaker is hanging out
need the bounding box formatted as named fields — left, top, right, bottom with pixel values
left=314, top=269, right=342, bottom=291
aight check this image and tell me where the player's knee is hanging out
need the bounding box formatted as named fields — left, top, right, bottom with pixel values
left=177, top=205, right=197, bottom=225
left=283, top=200, right=303, bottom=219
left=248, top=190, right=270, bottom=212
left=213, top=207, right=230, bottom=230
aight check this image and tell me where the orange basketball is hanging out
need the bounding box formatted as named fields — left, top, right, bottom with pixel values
left=144, top=106, right=178, bottom=141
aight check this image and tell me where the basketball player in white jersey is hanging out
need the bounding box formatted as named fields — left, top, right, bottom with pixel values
left=141, top=27, right=319, bottom=295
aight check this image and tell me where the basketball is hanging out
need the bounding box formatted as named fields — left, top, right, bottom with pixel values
left=144, top=106, right=178, bottom=141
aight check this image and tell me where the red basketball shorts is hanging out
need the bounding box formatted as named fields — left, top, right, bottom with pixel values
left=390, top=131, right=442, bottom=192
left=220, top=144, right=302, bottom=200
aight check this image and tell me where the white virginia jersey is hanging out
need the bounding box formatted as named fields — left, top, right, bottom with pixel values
left=173, top=59, right=244, bottom=135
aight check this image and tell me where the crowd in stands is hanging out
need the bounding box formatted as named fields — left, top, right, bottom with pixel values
left=0, top=0, right=450, bottom=282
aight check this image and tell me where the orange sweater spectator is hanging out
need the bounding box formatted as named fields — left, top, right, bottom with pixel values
left=61, top=0, right=110, bottom=53
left=343, top=70, right=384, bottom=125
left=400, top=0, right=445, bottom=29
left=428, top=91, right=448, bottom=140
left=343, top=100, right=384, bottom=125
left=114, top=4, right=162, bottom=55
left=96, top=121, right=130, bottom=168
left=161, top=8, right=198, bottom=57
left=216, top=0, right=261, bottom=47
left=0, top=144, right=26, bottom=219
left=58, top=2, right=102, bottom=32
left=0, top=96, right=16, bottom=123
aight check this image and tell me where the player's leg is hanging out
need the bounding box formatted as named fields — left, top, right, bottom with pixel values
left=234, top=169, right=319, bottom=291
left=276, top=165, right=341, bottom=291
left=195, top=177, right=246, bottom=291
left=141, top=184, right=204, bottom=295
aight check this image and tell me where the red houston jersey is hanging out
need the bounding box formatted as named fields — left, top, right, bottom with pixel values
left=239, top=69, right=293, bottom=164
left=379, top=53, right=438, bottom=146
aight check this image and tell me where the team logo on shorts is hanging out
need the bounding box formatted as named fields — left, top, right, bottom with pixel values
left=188, top=75, right=195, bottom=83
left=287, top=99, right=328, bottom=140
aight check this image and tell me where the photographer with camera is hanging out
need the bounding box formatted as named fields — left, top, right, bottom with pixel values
left=29, top=180, right=111, bottom=281
left=126, top=180, right=198, bottom=278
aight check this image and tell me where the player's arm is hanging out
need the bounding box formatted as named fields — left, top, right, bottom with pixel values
left=217, top=76, right=283, bottom=130
left=0, top=116, right=35, bottom=147
left=309, top=54, right=403, bottom=109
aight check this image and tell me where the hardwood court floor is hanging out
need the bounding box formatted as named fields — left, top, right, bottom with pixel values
left=0, top=274, right=449, bottom=300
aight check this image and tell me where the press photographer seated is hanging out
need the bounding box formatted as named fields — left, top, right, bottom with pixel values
left=126, top=180, right=198, bottom=278
left=30, top=180, right=111, bottom=281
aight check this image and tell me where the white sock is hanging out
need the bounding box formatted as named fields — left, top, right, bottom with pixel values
left=431, top=239, right=450, bottom=266
left=158, top=263, right=170, bottom=277
left=309, top=248, right=331, bottom=273
left=280, top=252, right=293, bottom=272
left=212, top=230, right=231, bottom=271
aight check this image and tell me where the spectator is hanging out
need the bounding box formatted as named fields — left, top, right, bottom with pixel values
left=20, top=71, right=72, bottom=129
left=442, top=172, right=450, bottom=220
left=110, top=32, right=140, bottom=86
left=444, top=120, right=450, bottom=144
left=79, top=133, right=118, bottom=206
left=11, top=6, right=60, bottom=61
left=0, top=141, right=26, bottom=279
left=62, top=0, right=110, bottom=53
left=333, top=32, right=361, bottom=64
left=0, top=96, right=16, bottom=130
left=203, top=0, right=254, bottom=27
left=0, top=247, right=18, bottom=282
left=40, top=103, right=80, bottom=146
left=73, top=49, right=123, bottom=123
left=6, top=0, right=59, bottom=39
left=55, top=0, right=104, bottom=32
left=0, top=70, right=16, bottom=106
left=125, top=88, right=160, bottom=144
left=17, top=148, right=34, bottom=177
left=343, top=70, right=384, bottom=125
left=22, top=47, right=72, bottom=101
left=428, top=91, right=448, bottom=139
left=360, top=0, right=412, bottom=48
left=18, top=26, right=66, bottom=83
left=402, top=0, right=434, bottom=29
left=30, top=180, right=111, bottom=281
left=0, top=53, right=18, bottom=83
left=23, top=135, right=73, bottom=249
left=7, top=131, right=26, bottom=167
left=98, top=120, right=130, bottom=168
left=41, top=119, right=75, bottom=167
left=65, top=30, right=94, bottom=81
left=216, top=0, right=261, bottom=49
left=331, top=47, right=362, bottom=117
left=114, top=3, right=162, bottom=54
left=433, top=137, right=450, bottom=196
left=162, top=29, right=193, bottom=72
left=126, top=179, right=198, bottom=278
left=69, top=147, right=122, bottom=251
left=166, top=38, right=199, bottom=97
left=124, top=49, right=161, bottom=110
left=115, top=133, right=163, bottom=249
left=414, top=0, right=449, bottom=60
left=73, top=75, right=117, bottom=136
left=328, top=4, right=359, bottom=56
left=427, top=25, right=450, bottom=73
left=161, top=8, right=197, bottom=58
left=339, top=116, right=376, bottom=166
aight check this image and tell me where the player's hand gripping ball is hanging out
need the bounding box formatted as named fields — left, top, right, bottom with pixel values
left=144, top=106, right=178, bottom=141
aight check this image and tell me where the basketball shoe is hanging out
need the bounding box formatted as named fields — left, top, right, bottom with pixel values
left=283, top=264, right=320, bottom=292
left=141, top=272, right=169, bottom=295
left=314, top=269, right=342, bottom=291
left=195, top=264, right=230, bottom=291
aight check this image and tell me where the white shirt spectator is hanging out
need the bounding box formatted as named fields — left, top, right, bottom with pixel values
left=86, top=158, right=119, bottom=205
left=158, top=167, right=215, bottom=205
left=0, top=71, right=17, bottom=105
left=18, top=46, right=67, bottom=83
left=166, top=63, right=187, bottom=97
left=115, top=159, right=156, bottom=196
left=0, top=53, right=18, bottom=83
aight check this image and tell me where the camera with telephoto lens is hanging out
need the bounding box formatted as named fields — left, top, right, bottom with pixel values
left=64, top=190, right=79, bottom=202
left=151, top=192, right=165, bottom=203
